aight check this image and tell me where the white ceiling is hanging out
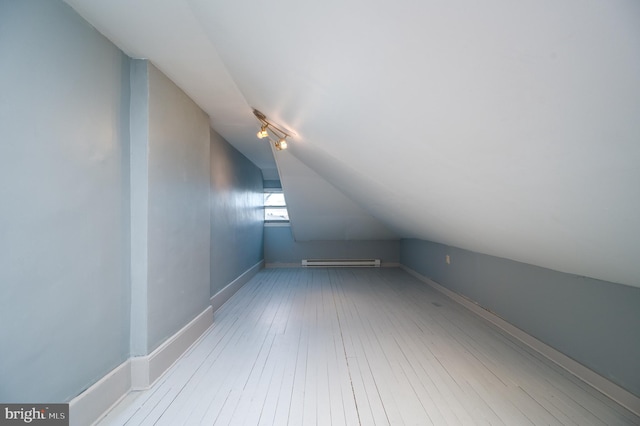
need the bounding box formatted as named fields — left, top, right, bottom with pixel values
left=272, top=144, right=397, bottom=241
left=65, top=0, right=640, bottom=288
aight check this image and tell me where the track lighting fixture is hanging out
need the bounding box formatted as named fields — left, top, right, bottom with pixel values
left=253, top=109, right=294, bottom=151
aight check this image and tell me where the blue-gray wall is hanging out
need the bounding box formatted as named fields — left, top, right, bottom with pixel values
left=144, top=63, right=211, bottom=352
left=0, top=0, right=245, bottom=403
left=210, top=130, right=264, bottom=296
left=0, top=0, right=130, bottom=402
left=129, top=59, right=151, bottom=356
left=400, top=238, right=640, bottom=398
left=263, top=180, right=282, bottom=189
left=129, top=60, right=211, bottom=356
left=265, top=226, right=400, bottom=265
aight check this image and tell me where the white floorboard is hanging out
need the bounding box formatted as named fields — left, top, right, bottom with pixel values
left=98, top=268, right=639, bottom=426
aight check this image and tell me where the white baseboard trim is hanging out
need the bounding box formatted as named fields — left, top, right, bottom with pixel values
left=70, top=305, right=213, bottom=425
left=69, top=360, right=131, bottom=426
left=131, top=305, right=213, bottom=390
left=210, top=260, right=264, bottom=312
left=69, top=263, right=266, bottom=425
left=401, top=265, right=640, bottom=417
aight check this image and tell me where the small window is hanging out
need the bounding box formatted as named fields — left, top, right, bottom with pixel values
left=264, top=190, right=289, bottom=222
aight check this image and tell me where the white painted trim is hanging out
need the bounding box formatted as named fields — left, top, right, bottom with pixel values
left=69, top=305, right=215, bottom=425
left=129, top=356, right=150, bottom=391
left=82, top=262, right=261, bottom=424
left=264, top=222, right=291, bottom=227
left=210, top=260, right=264, bottom=313
left=131, top=305, right=213, bottom=390
left=69, top=360, right=131, bottom=426
left=401, top=265, right=640, bottom=417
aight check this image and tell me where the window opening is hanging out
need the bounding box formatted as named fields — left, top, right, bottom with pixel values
left=264, top=190, right=289, bottom=222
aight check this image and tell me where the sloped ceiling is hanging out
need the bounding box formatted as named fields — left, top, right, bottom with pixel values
left=65, top=0, right=640, bottom=288
left=272, top=145, right=398, bottom=241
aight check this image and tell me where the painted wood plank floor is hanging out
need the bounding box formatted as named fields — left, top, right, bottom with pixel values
left=98, top=268, right=639, bottom=426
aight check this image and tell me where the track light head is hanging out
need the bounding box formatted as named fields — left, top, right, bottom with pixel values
left=257, top=126, right=268, bottom=139
left=275, top=138, right=288, bottom=151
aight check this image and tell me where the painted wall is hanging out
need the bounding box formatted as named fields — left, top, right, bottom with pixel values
left=263, top=179, right=282, bottom=189
left=0, top=0, right=130, bottom=402
left=145, top=63, right=211, bottom=352
left=265, top=226, right=400, bottom=265
left=400, top=238, right=640, bottom=398
left=129, top=59, right=150, bottom=356
left=210, top=130, right=264, bottom=296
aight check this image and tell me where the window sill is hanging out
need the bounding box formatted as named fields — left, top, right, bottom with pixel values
left=264, top=222, right=291, bottom=227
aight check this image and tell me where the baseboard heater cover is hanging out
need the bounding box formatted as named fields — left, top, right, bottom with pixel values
left=302, top=259, right=381, bottom=267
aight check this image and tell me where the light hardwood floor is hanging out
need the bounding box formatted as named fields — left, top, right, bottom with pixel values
left=98, top=268, right=639, bottom=425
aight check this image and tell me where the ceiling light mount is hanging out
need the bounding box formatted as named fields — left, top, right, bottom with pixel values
left=253, top=108, right=294, bottom=151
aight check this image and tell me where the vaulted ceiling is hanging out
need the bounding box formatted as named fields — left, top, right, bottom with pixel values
left=65, top=0, right=640, bottom=288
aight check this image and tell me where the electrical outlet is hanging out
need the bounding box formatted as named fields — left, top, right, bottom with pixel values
left=446, top=255, right=451, bottom=264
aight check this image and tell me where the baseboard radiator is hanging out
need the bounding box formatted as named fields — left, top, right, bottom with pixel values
left=302, top=259, right=381, bottom=268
